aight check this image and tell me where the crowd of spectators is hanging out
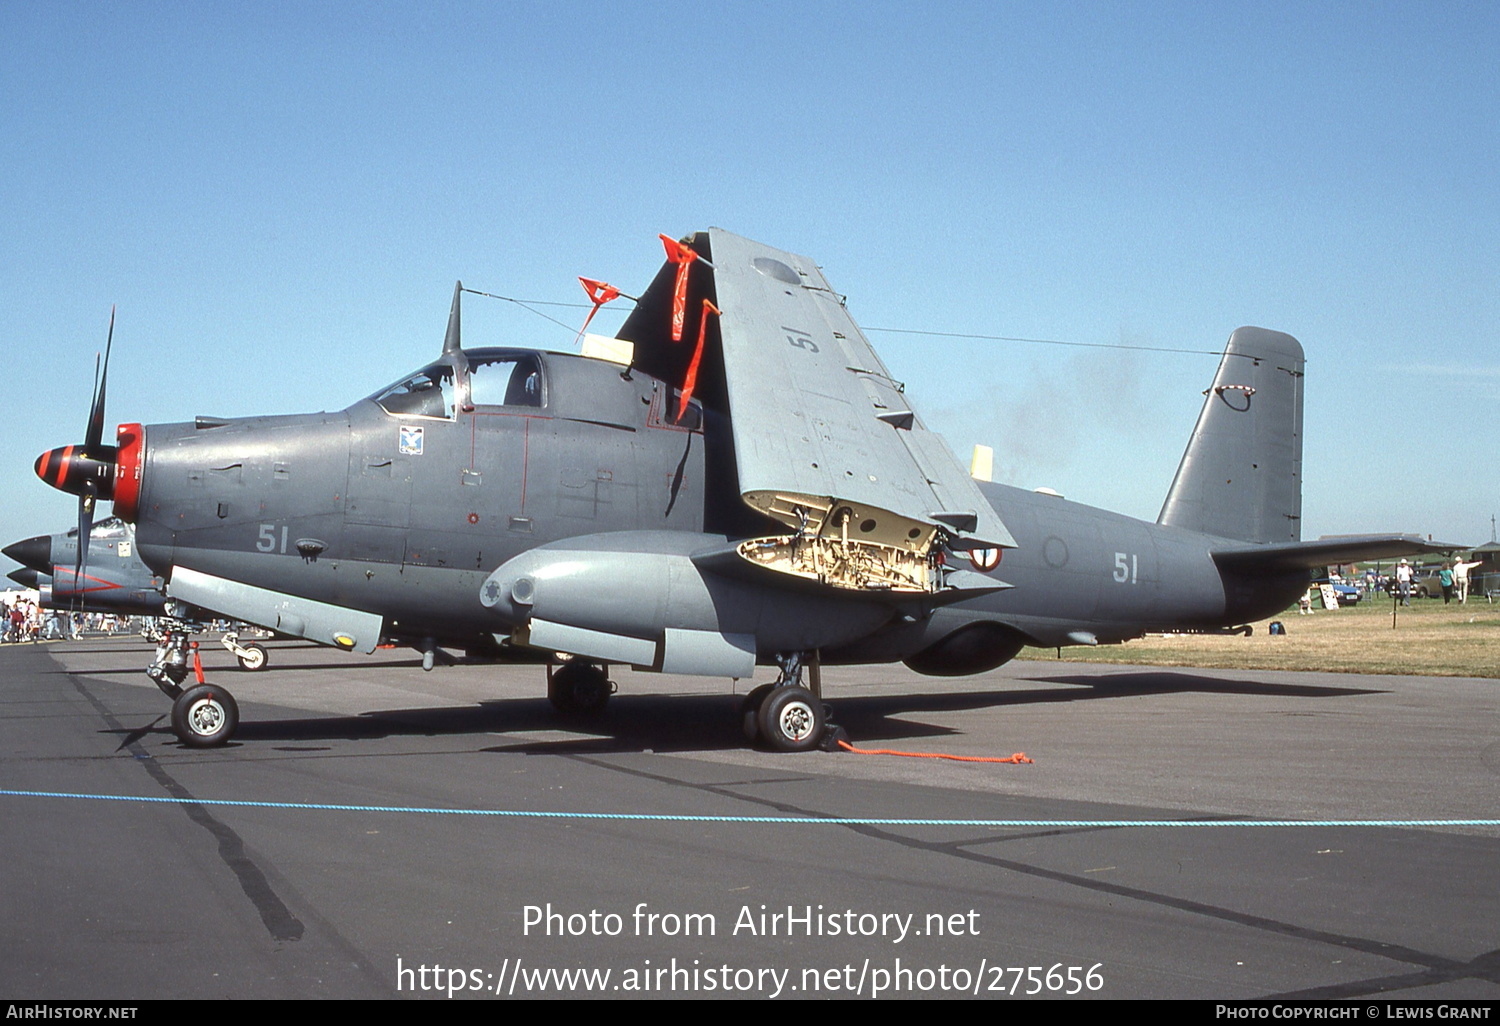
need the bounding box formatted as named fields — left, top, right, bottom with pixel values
left=2, top=598, right=135, bottom=642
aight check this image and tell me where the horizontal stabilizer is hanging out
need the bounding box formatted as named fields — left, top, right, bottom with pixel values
left=1212, top=535, right=1462, bottom=573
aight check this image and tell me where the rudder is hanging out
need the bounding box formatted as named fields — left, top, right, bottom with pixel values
left=1157, top=327, right=1304, bottom=543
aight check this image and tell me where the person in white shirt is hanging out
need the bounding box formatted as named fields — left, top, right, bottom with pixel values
left=1454, top=559, right=1482, bottom=603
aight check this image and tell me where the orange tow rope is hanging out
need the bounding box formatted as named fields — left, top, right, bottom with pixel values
left=835, top=740, right=1032, bottom=764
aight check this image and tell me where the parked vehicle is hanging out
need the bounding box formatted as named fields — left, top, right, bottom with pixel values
left=1414, top=567, right=1448, bottom=599
left=1314, top=574, right=1361, bottom=606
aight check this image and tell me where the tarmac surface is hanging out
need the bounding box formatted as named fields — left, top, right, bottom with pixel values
left=2, top=636, right=1496, bottom=1000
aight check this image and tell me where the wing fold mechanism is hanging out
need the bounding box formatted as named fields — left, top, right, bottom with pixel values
left=620, top=228, right=1017, bottom=598
left=691, top=532, right=1011, bottom=606
left=737, top=491, right=939, bottom=593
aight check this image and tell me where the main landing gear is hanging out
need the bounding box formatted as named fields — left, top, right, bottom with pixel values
left=739, top=652, right=846, bottom=753
left=547, top=661, right=615, bottom=717
left=540, top=653, right=843, bottom=753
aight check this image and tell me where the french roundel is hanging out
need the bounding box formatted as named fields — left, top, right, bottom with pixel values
left=969, top=547, right=1001, bottom=572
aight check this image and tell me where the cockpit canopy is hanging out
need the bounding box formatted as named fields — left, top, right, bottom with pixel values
left=66, top=516, right=129, bottom=540
left=368, top=349, right=544, bottom=420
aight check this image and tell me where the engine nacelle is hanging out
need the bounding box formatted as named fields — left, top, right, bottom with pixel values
left=901, top=621, right=1028, bottom=676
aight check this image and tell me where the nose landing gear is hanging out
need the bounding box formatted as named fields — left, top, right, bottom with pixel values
left=148, top=628, right=240, bottom=746
left=171, top=684, right=240, bottom=748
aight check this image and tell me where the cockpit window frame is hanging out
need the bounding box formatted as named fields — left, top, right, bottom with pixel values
left=367, top=348, right=551, bottom=421
left=465, top=351, right=547, bottom=411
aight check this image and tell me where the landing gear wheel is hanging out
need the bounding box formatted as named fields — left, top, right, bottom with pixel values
left=548, top=663, right=613, bottom=717
left=756, top=686, right=825, bottom=753
left=237, top=643, right=268, bottom=671
left=739, top=684, right=776, bottom=743
left=171, top=684, right=239, bottom=748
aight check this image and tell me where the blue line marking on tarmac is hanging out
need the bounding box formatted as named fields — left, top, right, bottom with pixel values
left=3, top=789, right=1498, bottom=827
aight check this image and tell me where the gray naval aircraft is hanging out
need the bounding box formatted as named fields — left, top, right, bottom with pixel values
left=5, top=517, right=166, bottom=617
left=3, top=518, right=270, bottom=668
left=32, top=228, right=1448, bottom=750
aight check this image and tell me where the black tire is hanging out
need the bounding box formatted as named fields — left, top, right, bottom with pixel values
left=739, top=684, right=776, bottom=743
left=171, top=684, right=239, bottom=748
left=756, top=686, right=825, bottom=753
left=548, top=663, right=612, bottom=717
left=237, top=643, right=268, bottom=671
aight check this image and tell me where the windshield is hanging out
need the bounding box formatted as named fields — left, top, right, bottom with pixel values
left=66, top=516, right=128, bottom=539
left=370, top=362, right=458, bottom=419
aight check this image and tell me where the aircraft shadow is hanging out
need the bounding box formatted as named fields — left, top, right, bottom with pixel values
left=1015, top=670, right=1384, bottom=699
left=127, top=695, right=762, bottom=753
left=112, top=669, right=1382, bottom=755
left=109, top=694, right=965, bottom=753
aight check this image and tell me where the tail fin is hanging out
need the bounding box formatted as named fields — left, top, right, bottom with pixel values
left=1157, top=326, right=1304, bottom=544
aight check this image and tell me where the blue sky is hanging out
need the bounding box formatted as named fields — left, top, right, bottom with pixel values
left=3, top=1, right=1496, bottom=565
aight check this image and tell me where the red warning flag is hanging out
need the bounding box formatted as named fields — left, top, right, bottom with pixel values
left=659, top=234, right=699, bottom=342
left=580, top=277, right=620, bottom=306
left=678, top=298, right=720, bottom=422
left=575, top=277, right=621, bottom=343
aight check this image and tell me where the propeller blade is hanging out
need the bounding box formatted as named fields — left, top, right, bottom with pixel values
left=84, top=306, right=115, bottom=454
left=73, top=481, right=97, bottom=610
left=80, top=307, right=113, bottom=605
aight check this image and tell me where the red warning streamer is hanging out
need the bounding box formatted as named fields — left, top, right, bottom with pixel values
left=659, top=234, right=699, bottom=342
left=678, top=299, right=720, bottom=422
left=574, top=277, right=621, bottom=344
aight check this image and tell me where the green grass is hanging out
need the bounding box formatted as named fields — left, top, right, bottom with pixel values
left=1027, top=595, right=1500, bottom=678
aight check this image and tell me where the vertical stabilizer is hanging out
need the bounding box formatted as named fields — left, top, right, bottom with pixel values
left=1157, top=327, right=1304, bottom=543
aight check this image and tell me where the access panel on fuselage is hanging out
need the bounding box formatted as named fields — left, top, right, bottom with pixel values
left=402, top=410, right=530, bottom=572
left=511, top=362, right=707, bottom=543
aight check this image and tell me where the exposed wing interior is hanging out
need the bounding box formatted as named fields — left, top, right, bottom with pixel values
left=617, top=228, right=1015, bottom=596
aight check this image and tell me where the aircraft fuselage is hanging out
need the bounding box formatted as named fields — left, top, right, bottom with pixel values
left=133, top=348, right=715, bottom=648
left=126, top=346, right=1299, bottom=668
